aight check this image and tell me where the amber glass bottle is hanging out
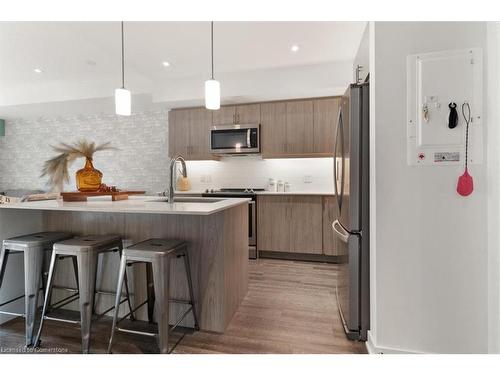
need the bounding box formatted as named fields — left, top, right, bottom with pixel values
left=76, top=158, right=103, bottom=192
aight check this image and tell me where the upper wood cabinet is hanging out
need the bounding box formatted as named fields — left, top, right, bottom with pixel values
left=169, top=109, right=190, bottom=157
left=261, top=102, right=287, bottom=156
left=285, top=100, right=314, bottom=155
left=313, top=98, right=340, bottom=154
left=212, top=104, right=261, bottom=125
left=168, top=107, right=213, bottom=160
left=257, top=195, right=323, bottom=254
left=212, top=106, right=236, bottom=125
left=261, top=98, right=339, bottom=158
left=168, top=96, right=340, bottom=160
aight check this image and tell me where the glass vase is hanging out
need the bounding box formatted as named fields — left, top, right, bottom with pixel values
left=76, top=158, right=103, bottom=192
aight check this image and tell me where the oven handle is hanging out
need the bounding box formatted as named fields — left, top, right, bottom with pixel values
left=249, top=200, right=256, bottom=244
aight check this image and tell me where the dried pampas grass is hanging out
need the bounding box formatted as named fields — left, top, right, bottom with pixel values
left=41, top=140, right=117, bottom=191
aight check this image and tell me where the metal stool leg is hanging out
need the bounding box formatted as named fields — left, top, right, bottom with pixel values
left=76, top=251, right=98, bottom=354
left=107, top=255, right=127, bottom=354
left=34, top=250, right=58, bottom=347
left=72, top=256, right=79, bottom=292
left=146, top=263, right=155, bottom=323
left=119, top=249, right=135, bottom=321
left=152, top=256, right=170, bottom=354
left=182, top=249, right=199, bottom=330
left=0, top=245, right=10, bottom=289
left=23, top=247, right=44, bottom=346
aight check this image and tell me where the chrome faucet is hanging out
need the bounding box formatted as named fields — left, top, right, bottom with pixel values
left=168, top=155, right=187, bottom=203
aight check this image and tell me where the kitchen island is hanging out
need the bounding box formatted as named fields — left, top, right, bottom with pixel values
left=0, top=196, right=249, bottom=332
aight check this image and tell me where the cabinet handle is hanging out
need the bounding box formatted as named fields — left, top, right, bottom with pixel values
left=233, top=114, right=236, bottom=124
left=237, top=114, right=240, bottom=123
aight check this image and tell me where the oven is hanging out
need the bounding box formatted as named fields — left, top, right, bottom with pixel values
left=202, top=188, right=262, bottom=259
left=210, top=124, right=260, bottom=155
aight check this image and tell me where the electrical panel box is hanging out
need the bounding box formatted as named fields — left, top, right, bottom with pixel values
left=407, top=48, right=483, bottom=166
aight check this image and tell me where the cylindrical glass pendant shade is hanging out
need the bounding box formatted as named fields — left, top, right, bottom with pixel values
left=115, top=88, right=131, bottom=116
left=205, top=79, right=220, bottom=110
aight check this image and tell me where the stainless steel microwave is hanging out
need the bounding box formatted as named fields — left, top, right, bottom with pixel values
left=210, top=124, right=260, bottom=154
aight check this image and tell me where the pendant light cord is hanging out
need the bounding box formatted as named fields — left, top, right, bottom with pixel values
left=121, top=21, right=125, bottom=89
left=210, top=21, right=214, bottom=80
left=462, top=102, right=471, bottom=170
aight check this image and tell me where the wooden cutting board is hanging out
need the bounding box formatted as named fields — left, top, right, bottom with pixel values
left=61, top=190, right=146, bottom=202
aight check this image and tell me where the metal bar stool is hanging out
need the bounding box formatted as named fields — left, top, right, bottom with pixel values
left=107, top=239, right=199, bottom=354
left=0, top=231, right=74, bottom=346
left=34, top=234, right=135, bottom=354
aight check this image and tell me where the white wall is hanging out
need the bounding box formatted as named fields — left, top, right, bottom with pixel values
left=486, top=22, right=500, bottom=354
left=185, top=157, right=333, bottom=192
left=0, top=110, right=169, bottom=194
left=370, top=22, right=489, bottom=353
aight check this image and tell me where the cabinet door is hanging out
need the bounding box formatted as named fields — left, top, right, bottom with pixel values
left=322, top=196, right=339, bottom=256
left=257, top=195, right=290, bottom=252
left=168, top=109, right=190, bottom=158
left=188, top=108, right=212, bottom=160
left=286, top=100, right=314, bottom=154
left=236, top=104, right=261, bottom=124
left=313, top=98, right=340, bottom=154
left=260, top=102, right=287, bottom=157
left=289, top=196, right=323, bottom=254
left=212, top=106, right=236, bottom=125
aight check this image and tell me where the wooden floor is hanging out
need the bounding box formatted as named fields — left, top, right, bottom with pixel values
left=0, top=258, right=366, bottom=354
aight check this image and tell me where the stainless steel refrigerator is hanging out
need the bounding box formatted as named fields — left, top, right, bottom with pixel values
left=332, top=82, right=370, bottom=341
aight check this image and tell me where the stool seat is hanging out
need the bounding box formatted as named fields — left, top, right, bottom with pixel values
left=53, top=235, right=123, bottom=254
left=3, top=232, right=73, bottom=251
left=124, top=239, right=185, bottom=259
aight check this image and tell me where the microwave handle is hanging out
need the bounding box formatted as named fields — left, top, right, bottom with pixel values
left=247, top=129, right=251, bottom=148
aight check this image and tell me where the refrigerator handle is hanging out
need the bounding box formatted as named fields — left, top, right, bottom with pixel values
left=333, top=107, right=342, bottom=202
left=334, top=105, right=344, bottom=212
left=332, top=220, right=349, bottom=243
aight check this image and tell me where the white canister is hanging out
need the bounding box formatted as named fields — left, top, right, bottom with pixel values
left=284, top=182, right=291, bottom=192
left=277, top=180, right=284, bottom=192
left=267, top=178, right=277, bottom=192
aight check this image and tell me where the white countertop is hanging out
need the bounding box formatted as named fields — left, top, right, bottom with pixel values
left=255, top=191, right=334, bottom=196
left=0, top=195, right=250, bottom=216
left=175, top=190, right=334, bottom=196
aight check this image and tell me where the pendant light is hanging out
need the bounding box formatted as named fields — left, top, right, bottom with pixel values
left=205, top=21, right=220, bottom=110
left=115, top=21, right=131, bottom=116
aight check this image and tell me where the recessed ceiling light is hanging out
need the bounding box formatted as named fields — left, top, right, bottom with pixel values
left=290, top=45, right=300, bottom=52
left=162, top=61, right=171, bottom=67
left=33, top=68, right=43, bottom=74
left=86, top=59, right=97, bottom=66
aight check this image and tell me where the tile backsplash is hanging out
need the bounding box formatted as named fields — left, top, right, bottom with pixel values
left=0, top=111, right=169, bottom=193
left=185, top=157, right=334, bottom=192
left=0, top=110, right=333, bottom=194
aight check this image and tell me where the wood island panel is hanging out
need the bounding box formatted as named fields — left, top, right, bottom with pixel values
left=42, top=204, right=248, bottom=333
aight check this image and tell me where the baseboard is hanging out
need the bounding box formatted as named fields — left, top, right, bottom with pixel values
left=258, top=250, right=340, bottom=263
left=366, top=331, right=425, bottom=354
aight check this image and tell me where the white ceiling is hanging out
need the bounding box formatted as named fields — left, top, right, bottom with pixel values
left=0, top=21, right=366, bottom=110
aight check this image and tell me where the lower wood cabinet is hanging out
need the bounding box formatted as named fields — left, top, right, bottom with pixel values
left=322, top=196, right=339, bottom=256
left=257, top=195, right=324, bottom=255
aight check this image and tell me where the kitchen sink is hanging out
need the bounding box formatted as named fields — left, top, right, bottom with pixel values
left=152, top=197, right=224, bottom=203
